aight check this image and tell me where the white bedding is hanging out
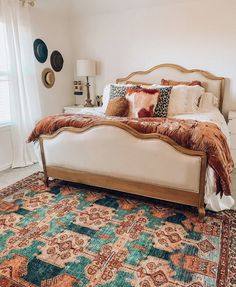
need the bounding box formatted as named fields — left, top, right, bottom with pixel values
left=173, top=108, right=234, bottom=211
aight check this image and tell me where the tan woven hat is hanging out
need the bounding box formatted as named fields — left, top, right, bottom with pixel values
left=42, top=68, right=55, bottom=88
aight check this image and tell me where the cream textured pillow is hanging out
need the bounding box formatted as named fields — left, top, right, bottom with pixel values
left=198, top=92, right=219, bottom=110
left=167, top=85, right=205, bottom=116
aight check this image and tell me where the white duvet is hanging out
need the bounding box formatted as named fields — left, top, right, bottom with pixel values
left=173, top=108, right=234, bottom=211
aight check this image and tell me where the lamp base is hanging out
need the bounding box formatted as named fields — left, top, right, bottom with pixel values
left=84, top=98, right=94, bottom=107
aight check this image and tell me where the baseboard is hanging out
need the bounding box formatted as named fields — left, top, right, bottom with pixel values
left=0, top=163, right=11, bottom=172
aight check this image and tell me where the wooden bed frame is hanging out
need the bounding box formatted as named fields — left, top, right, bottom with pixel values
left=39, top=64, right=225, bottom=220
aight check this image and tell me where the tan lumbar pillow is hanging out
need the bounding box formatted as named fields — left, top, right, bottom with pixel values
left=161, top=78, right=205, bottom=88
left=105, top=96, right=129, bottom=117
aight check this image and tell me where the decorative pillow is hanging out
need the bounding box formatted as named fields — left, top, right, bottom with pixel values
left=126, top=80, right=153, bottom=87
left=167, top=85, right=205, bottom=116
left=137, top=85, right=173, bottom=118
left=125, top=88, right=160, bottom=118
left=105, top=97, right=129, bottom=117
left=153, top=87, right=173, bottom=117
left=198, top=92, right=219, bottom=110
left=102, top=83, right=139, bottom=112
left=109, top=84, right=139, bottom=99
left=161, top=79, right=204, bottom=87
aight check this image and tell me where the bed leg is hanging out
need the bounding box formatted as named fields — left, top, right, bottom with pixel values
left=198, top=153, right=207, bottom=222
left=39, top=137, right=49, bottom=187
left=198, top=207, right=206, bottom=222
left=44, top=174, right=49, bottom=187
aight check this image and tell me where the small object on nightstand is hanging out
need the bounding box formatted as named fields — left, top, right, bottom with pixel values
left=228, top=110, right=236, bottom=165
left=74, top=81, right=84, bottom=96
left=74, top=80, right=84, bottom=106
left=96, top=95, right=103, bottom=107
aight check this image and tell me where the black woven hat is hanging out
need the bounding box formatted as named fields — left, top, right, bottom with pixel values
left=50, top=50, right=64, bottom=72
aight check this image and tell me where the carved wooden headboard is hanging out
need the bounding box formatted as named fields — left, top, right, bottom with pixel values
left=116, top=63, right=225, bottom=111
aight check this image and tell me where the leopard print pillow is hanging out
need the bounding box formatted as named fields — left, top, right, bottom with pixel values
left=109, top=84, right=140, bottom=99
left=153, top=87, right=172, bottom=118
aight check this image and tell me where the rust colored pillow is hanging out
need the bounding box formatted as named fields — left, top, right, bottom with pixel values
left=161, top=79, right=204, bottom=87
left=105, top=96, right=129, bottom=117
left=126, top=80, right=153, bottom=87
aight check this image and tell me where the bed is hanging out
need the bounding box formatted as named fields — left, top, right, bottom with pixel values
left=35, top=64, right=234, bottom=220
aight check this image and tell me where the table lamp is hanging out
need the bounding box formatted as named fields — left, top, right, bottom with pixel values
left=76, top=59, right=96, bottom=107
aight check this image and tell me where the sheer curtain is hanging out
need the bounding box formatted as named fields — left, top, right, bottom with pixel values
left=0, top=0, right=41, bottom=168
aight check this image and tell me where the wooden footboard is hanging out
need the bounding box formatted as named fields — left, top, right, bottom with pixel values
left=39, top=122, right=207, bottom=220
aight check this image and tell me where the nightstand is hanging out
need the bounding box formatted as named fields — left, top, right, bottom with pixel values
left=63, top=105, right=104, bottom=116
left=63, top=105, right=85, bottom=114
left=228, top=111, right=236, bottom=165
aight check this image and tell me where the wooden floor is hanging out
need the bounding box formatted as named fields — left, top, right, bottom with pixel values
left=0, top=164, right=236, bottom=210
left=0, top=164, right=41, bottom=189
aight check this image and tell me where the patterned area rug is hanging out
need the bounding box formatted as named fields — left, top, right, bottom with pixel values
left=0, top=172, right=235, bottom=287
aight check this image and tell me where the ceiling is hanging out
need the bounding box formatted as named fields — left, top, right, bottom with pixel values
left=35, top=0, right=199, bottom=17
left=70, top=0, right=191, bottom=16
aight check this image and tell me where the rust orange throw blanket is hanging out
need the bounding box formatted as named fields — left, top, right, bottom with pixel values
left=28, top=114, right=234, bottom=196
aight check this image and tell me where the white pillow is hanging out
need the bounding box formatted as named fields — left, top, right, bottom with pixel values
left=102, top=84, right=111, bottom=112
left=198, top=92, right=219, bottom=110
left=166, top=85, right=205, bottom=116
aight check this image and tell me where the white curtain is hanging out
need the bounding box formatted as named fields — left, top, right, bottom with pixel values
left=0, top=0, right=41, bottom=168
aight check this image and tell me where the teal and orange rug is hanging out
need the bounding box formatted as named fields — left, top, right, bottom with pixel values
left=0, top=172, right=235, bottom=287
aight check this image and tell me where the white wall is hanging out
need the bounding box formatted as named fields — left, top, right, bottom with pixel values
left=71, top=0, right=236, bottom=114
left=0, top=1, right=75, bottom=171
left=0, top=126, right=12, bottom=171
left=30, top=0, right=75, bottom=116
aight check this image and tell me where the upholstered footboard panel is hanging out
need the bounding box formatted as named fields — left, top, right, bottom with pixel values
left=39, top=124, right=207, bottom=219
left=42, top=125, right=202, bottom=192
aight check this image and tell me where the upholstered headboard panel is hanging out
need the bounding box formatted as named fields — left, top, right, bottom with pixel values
left=116, top=64, right=225, bottom=111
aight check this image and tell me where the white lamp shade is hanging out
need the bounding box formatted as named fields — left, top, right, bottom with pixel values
left=76, top=59, right=96, bottom=77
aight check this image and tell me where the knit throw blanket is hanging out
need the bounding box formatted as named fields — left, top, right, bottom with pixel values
left=28, top=114, right=234, bottom=196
